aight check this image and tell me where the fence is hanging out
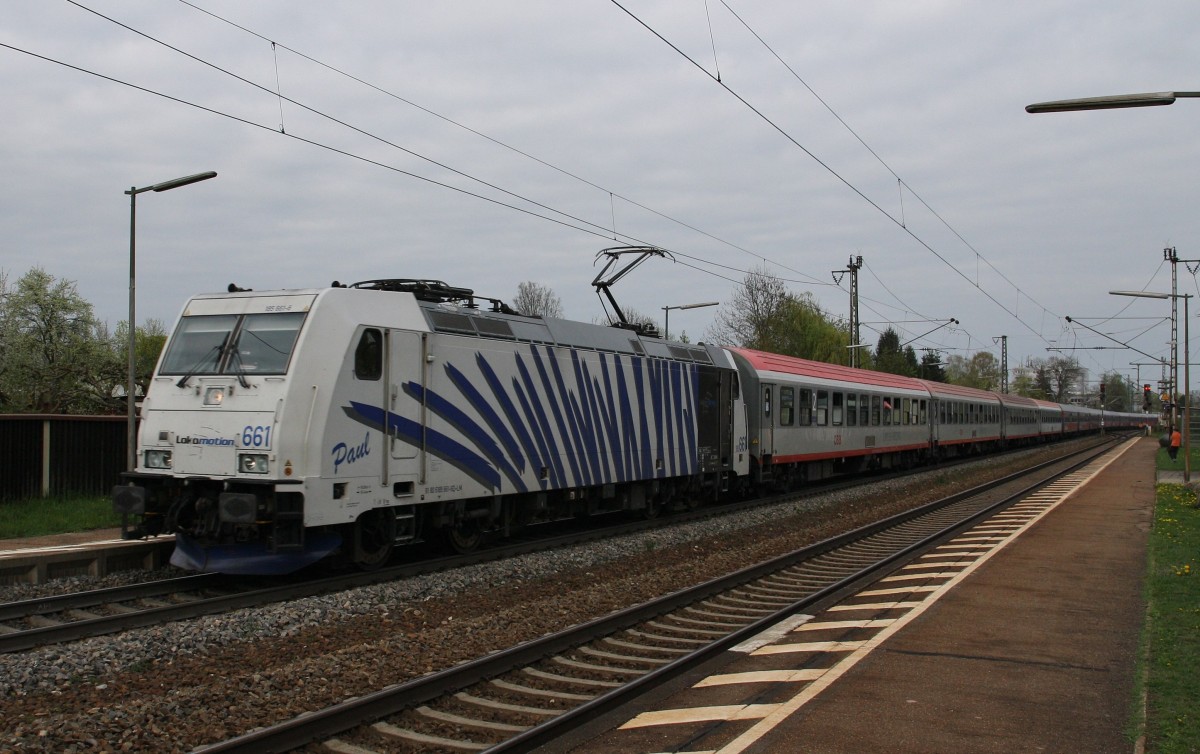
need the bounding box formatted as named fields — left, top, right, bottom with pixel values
left=0, top=415, right=127, bottom=502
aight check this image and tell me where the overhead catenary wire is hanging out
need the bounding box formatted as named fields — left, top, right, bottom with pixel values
left=173, top=0, right=832, bottom=292
left=610, top=0, right=1064, bottom=350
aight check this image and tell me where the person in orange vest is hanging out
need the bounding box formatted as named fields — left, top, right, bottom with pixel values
left=1169, top=428, right=1182, bottom=460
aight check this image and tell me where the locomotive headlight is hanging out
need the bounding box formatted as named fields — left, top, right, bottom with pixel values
left=204, top=387, right=225, bottom=406
left=238, top=453, right=269, bottom=474
left=144, top=449, right=173, bottom=469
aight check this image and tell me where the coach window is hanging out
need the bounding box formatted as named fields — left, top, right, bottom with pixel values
left=780, top=387, right=795, bottom=426
left=832, top=392, right=844, bottom=426
left=871, top=395, right=881, bottom=426
left=816, top=390, right=829, bottom=425
left=902, top=397, right=912, bottom=425
left=859, top=394, right=869, bottom=426
left=846, top=393, right=857, bottom=427
left=354, top=328, right=383, bottom=380
left=798, top=388, right=813, bottom=426
left=919, top=399, right=928, bottom=425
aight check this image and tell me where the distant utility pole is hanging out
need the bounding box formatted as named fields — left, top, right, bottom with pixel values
left=993, top=335, right=1008, bottom=393
left=833, top=255, right=864, bottom=368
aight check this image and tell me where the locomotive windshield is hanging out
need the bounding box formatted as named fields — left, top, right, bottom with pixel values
left=160, top=311, right=306, bottom=378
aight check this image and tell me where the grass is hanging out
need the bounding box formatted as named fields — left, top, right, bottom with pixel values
left=0, top=495, right=122, bottom=540
left=1140, top=453, right=1200, bottom=753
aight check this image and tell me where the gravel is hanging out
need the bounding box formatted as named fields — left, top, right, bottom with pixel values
left=0, top=442, right=1091, bottom=751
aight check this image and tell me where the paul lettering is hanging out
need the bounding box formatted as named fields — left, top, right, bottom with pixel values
left=332, top=432, right=371, bottom=474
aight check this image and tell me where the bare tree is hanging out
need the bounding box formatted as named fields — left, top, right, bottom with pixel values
left=706, top=266, right=791, bottom=349
left=513, top=281, right=564, bottom=318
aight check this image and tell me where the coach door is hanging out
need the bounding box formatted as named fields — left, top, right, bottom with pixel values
left=761, top=383, right=775, bottom=457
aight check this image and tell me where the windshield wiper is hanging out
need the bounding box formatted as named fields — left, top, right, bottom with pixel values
left=176, top=334, right=230, bottom=388
left=226, top=345, right=251, bottom=388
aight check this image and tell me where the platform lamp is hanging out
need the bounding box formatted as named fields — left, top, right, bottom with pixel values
left=1029, top=90, right=1200, bottom=484
left=1112, top=291, right=1190, bottom=484
left=662, top=301, right=718, bottom=341
left=125, top=171, right=217, bottom=471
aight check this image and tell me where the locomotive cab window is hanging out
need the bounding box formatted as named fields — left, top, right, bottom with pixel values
left=354, top=328, right=383, bottom=380
left=160, top=311, right=306, bottom=377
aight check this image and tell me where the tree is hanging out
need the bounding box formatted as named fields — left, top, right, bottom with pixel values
left=918, top=350, right=947, bottom=382
left=945, top=351, right=1001, bottom=390
left=0, top=267, right=117, bottom=413
left=1013, top=356, right=1085, bottom=402
left=1099, top=371, right=1133, bottom=412
left=873, top=328, right=918, bottom=377
left=111, top=318, right=169, bottom=394
left=707, top=266, right=792, bottom=351
left=707, top=267, right=850, bottom=361
left=513, top=281, right=564, bottom=318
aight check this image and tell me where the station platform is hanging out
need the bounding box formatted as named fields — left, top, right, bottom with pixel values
left=0, top=528, right=174, bottom=585
left=546, top=436, right=1157, bottom=754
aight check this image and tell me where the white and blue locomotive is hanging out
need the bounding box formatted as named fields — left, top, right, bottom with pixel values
left=113, top=280, right=746, bottom=574
left=112, top=278, right=1154, bottom=575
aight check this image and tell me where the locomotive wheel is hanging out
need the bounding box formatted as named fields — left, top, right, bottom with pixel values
left=354, top=507, right=397, bottom=570
left=641, top=496, right=661, bottom=519
left=444, top=520, right=484, bottom=553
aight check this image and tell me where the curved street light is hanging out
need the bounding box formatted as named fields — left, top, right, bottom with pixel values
left=125, top=171, right=217, bottom=471
left=1029, top=89, right=1197, bottom=483
left=1026, top=91, right=1200, bottom=113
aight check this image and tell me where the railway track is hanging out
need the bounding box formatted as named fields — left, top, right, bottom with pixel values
left=5, top=438, right=1102, bottom=657
left=192, top=437, right=1122, bottom=753
left=0, top=476, right=855, bottom=655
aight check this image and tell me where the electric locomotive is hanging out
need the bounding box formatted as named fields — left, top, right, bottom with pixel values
left=113, top=279, right=748, bottom=574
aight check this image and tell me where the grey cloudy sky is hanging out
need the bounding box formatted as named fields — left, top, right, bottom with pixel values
left=4, top=1, right=1200, bottom=386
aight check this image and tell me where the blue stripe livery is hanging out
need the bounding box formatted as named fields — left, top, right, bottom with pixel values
left=344, top=344, right=699, bottom=494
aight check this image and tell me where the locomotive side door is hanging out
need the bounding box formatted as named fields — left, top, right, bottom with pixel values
left=386, top=330, right=424, bottom=474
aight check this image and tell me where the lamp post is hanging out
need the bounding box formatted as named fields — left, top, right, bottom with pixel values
left=1112, top=290, right=1191, bottom=484
left=661, top=301, right=718, bottom=341
left=125, top=171, right=217, bottom=471
left=1029, top=90, right=1199, bottom=483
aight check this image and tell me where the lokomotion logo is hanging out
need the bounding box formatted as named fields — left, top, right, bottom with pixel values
left=177, top=435, right=235, bottom=446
